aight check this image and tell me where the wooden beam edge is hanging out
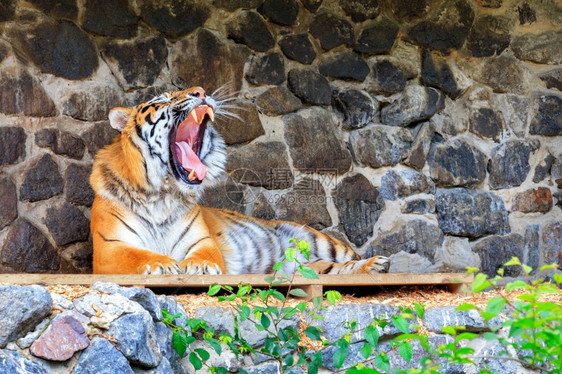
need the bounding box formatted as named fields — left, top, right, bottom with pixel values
left=0, top=273, right=474, bottom=288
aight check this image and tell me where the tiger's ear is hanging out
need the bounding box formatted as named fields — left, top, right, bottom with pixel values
left=108, top=107, right=132, bottom=132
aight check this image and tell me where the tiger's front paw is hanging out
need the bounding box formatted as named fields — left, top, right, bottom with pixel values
left=363, top=256, right=390, bottom=273
left=142, top=258, right=182, bottom=274
left=180, top=259, right=223, bottom=275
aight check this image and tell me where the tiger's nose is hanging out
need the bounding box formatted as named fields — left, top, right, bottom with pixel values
left=191, top=87, right=206, bottom=99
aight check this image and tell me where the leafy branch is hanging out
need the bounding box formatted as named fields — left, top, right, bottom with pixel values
left=162, top=240, right=561, bottom=374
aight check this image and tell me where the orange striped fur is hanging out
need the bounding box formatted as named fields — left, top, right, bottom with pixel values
left=90, top=87, right=389, bottom=275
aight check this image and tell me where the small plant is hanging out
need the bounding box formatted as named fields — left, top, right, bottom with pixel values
left=162, top=239, right=418, bottom=373
left=435, top=258, right=562, bottom=374
left=350, top=257, right=561, bottom=374
left=162, top=240, right=561, bottom=374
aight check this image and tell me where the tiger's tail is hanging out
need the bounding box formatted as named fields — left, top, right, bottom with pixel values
left=307, top=256, right=390, bottom=274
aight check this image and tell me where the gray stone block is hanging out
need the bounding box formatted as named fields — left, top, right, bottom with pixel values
left=307, top=303, right=412, bottom=343
left=381, top=85, right=445, bottom=126
left=429, top=138, right=487, bottom=188
left=108, top=311, right=162, bottom=368
left=423, top=306, right=503, bottom=333
left=73, top=337, right=133, bottom=374
left=435, top=188, right=510, bottom=238
left=0, top=285, right=52, bottom=348
left=93, top=282, right=163, bottom=322
left=0, top=349, right=47, bottom=374
left=333, top=174, right=384, bottom=246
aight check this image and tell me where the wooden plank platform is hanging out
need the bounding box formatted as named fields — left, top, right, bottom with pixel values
left=0, top=273, right=473, bottom=299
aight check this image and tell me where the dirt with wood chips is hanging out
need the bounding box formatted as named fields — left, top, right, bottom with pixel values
left=47, top=284, right=562, bottom=317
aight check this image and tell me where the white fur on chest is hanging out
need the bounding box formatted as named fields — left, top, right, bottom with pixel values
left=117, top=194, right=196, bottom=259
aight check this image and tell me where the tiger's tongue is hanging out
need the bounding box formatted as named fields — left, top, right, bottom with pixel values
left=174, top=141, right=207, bottom=180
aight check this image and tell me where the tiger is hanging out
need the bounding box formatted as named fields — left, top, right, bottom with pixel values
left=90, top=86, right=390, bottom=275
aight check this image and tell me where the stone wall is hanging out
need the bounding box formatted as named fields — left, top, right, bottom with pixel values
left=0, top=283, right=539, bottom=373
left=0, top=0, right=560, bottom=274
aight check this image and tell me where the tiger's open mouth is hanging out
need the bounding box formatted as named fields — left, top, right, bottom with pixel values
left=170, top=105, right=214, bottom=185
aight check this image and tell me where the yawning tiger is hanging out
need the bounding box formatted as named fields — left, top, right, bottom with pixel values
left=90, top=87, right=389, bottom=275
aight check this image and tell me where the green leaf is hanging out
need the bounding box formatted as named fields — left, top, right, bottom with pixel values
left=278, top=328, right=289, bottom=341
left=333, top=347, right=348, bottom=368
left=304, top=326, right=322, bottom=341
left=161, top=309, right=182, bottom=323
left=414, top=303, right=425, bottom=319
left=312, top=296, right=323, bottom=310
left=264, top=275, right=276, bottom=284
left=540, top=263, right=559, bottom=271
left=442, top=326, right=460, bottom=335
left=308, top=362, right=318, bottom=374
left=189, top=352, right=202, bottom=371
left=289, top=288, right=309, bottom=297
left=268, top=305, right=280, bottom=316
left=296, top=303, right=307, bottom=313
left=364, top=325, right=379, bottom=348
left=393, top=333, right=419, bottom=342
left=271, top=290, right=285, bottom=301
left=456, top=332, right=479, bottom=342
left=310, top=351, right=323, bottom=365
left=308, top=352, right=322, bottom=374
left=398, top=341, right=413, bottom=363
left=284, top=354, right=294, bottom=367
left=298, top=266, right=318, bottom=279
left=484, top=297, right=507, bottom=318
left=535, top=301, right=559, bottom=312
left=237, top=284, right=251, bottom=297
left=238, top=305, right=251, bottom=321
left=418, top=334, right=430, bottom=351
left=296, top=239, right=311, bottom=253
left=374, top=352, right=390, bottom=372
left=258, top=289, right=270, bottom=302
left=391, top=315, right=409, bottom=333
left=210, top=367, right=228, bottom=374
left=482, top=332, right=498, bottom=341
left=208, top=284, right=221, bottom=296
left=522, top=264, right=532, bottom=275
left=337, top=338, right=350, bottom=349
left=472, top=273, right=491, bottom=293
left=260, top=313, right=271, bottom=329
left=537, top=283, right=559, bottom=294
left=273, top=261, right=284, bottom=272
left=506, top=280, right=529, bottom=291
left=325, top=290, right=342, bottom=305
left=359, top=343, right=373, bottom=359
left=456, top=303, right=477, bottom=311
left=187, top=318, right=206, bottom=331
left=172, top=331, right=188, bottom=357
left=271, top=278, right=290, bottom=286
left=205, top=337, right=222, bottom=355
left=285, top=247, right=296, bottom=262
left=504, top=257, right=521, bottom=267
left=454, top=347, right=475, bottom=356
left=194, top=348, right=210, bottom=361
